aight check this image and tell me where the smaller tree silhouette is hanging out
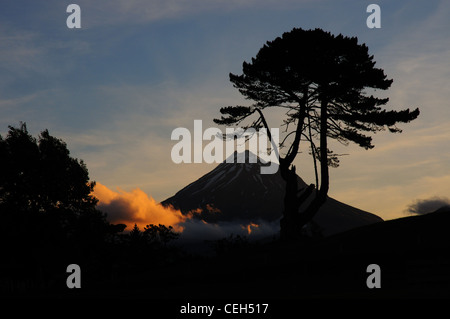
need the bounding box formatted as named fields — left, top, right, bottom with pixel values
left=129, top=223, right=142, bottom=242
left=143, top=224, right=180, bottom=247
left=213, top=234, right=249, bottom=255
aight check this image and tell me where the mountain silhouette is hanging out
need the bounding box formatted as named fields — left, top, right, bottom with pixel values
left=162, top=151, right=382, bottom=236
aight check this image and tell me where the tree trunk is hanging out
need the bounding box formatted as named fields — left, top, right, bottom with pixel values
left=280, top=96, right=330, bottom=240
left=279, top=161, right=298, bottom=240
left=279, top=160, right=315, bottom=240
left=297, top=96, right=329, bottom=230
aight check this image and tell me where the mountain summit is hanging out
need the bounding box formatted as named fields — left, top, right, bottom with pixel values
left=162, top=151, right=382, bottom=236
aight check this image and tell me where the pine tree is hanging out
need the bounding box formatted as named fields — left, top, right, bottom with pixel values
left=214, top=28, right=420, bottom=240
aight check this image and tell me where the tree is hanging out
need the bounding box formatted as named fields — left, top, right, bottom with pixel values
left=0, top=122, right=97, bottom=216
left=0, top=123, right=125, bottom=289
left=143, top=224, right=180, bottom=247
left=128, top=223, right=143, bottom=247
left=214, top=28, right=420, bottom=240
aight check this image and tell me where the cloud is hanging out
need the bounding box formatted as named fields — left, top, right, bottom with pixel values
left=0, top=25, right=91, bottom=79
left=93, top=182, right=187, bottom=231
left=93, top=182, right=279, bottom=243
left=406, top=196, right=450, bottom=215
left=79, top=0, right=315, bottom=27
left=179, top=219, right=279, bottom=243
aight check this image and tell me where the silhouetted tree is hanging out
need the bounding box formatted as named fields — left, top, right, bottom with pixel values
left=129, top=223, right=142, bottom=242
left=0, top=123, right=123, bottom=292
left=214, top=28, right=420, bottom=240
left=143, top=224, right=180, bottom=247
left=0, top=123, right=97, bottom=215
left=212, top=234, right=249, bottom=255
left=158, top=225, right=180, bottom=247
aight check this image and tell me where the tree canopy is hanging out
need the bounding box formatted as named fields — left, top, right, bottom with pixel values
left=0, top=122, right=97, bottom=214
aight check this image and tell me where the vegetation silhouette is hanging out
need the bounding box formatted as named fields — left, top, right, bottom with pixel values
left=0, top=123, right=180, bottom=294
left=144, top=224, right=180, bottom=248
left=214, top=28, right=420, bottom=240
left=0, top=123, right=111, bottom=292
left=211, top=234, right=250, bottom=256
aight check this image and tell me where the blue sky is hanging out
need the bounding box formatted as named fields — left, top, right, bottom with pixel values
left=1, top=0, right=450, bottom=220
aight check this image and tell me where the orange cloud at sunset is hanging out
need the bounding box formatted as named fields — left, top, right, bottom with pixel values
left=93, top=182, right=187, bottom=232
left=93, top=183, right=279, bottom=242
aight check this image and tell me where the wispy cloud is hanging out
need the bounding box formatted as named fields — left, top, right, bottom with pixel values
left=406, top=196, right=450, bottom=215
left=79, top=0, right=316, bottom=27
left=0, top=25, right=91, bottom=79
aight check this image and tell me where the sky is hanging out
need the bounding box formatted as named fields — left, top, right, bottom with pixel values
left=1, top=0, right=450, bottom=224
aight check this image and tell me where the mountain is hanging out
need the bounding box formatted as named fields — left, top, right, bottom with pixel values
left=162, top=151, right=383, bottom=236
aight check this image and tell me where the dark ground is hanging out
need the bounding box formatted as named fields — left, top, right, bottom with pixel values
left=13, top=209, right=447, bottom=301
left=4, top=210, right=449, bottom=318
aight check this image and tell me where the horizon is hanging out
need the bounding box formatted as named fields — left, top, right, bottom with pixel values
left=1, top=0, right=450, bottom=223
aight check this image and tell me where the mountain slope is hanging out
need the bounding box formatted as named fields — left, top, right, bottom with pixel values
left=162, top=151, right=383, bottom=236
